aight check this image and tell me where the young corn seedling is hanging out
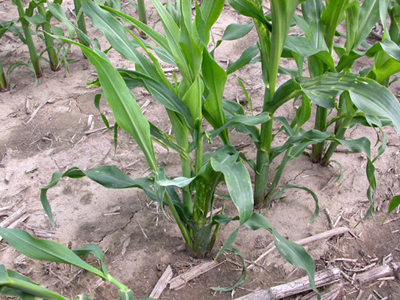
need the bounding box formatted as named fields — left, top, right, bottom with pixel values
left=0, top=20, right=38, bottom=91
left=12, top=0, right=43, bottom=78
left=0, top=227, right=154, bottom=300
left=38, top=0, right=318, bottom=292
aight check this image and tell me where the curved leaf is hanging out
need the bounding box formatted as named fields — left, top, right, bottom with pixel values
left=0, top=229, right=106, bottom=279
left=40, top=166, right=157, bottom=226
left=211, top=157, right=253, bottom=225
left=0, top=266, right=67, bottom=300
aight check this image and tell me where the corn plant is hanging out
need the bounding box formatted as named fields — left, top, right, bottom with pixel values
left=0, top=227, right=154, bottom=300
left=224, top=0, right=400, bottom=209
left=0, top=21, right=38, bottom=91
left=37, top=0, right=318, bottom=292
left=12, top=0, right=43, bottom=78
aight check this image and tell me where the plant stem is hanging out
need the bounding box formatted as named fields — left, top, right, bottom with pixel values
left=164, top=192, right=192, bottom=249
left=311, top=106, right=327, bottom=163
left=38, top=4, right=60, bottom=71
left=14, top=0, right=42, bottom=78
left=73, top=0, right=89, bottom=48
left=320, top=92, right=353, bottom=166
left=137, top=0, right=147, bottom=25
left=0, top=58, right=9, bottom=92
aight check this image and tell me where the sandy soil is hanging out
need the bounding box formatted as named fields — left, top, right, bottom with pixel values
left=1, top=1, right=400, bottom=299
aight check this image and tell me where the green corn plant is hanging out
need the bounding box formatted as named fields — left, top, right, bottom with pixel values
left=22, top=1, right=62, bottom=71
left=223, top=0, right=400, bottom=211
left=37, top=0, right=319, bottom=292
left=12, top=0, right=43, bottom=78
left=0, top=227, right=154, bottom=300
left=38, top=3, right=60, bottom=71
left=0, top=20, right=39, bottom=91
left=0, top=58, right=7, bottom=92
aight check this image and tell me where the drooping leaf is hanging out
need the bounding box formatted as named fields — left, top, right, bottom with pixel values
left=245, top=213, right=317, bottom=294
left=0, top=229, right=106, bottom=279
left=54, top=37, right=158, bottom=172
left=0, top=266, right=68, bottom=300
left=211, top=157, right=253, bottom=225
left=40, top=166, right=157, bottom=226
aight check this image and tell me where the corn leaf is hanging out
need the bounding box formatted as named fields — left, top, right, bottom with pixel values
left=0, top=266, right=67, bottom=300
left=151, top=0, right=191, bottom=79
left=245, top=213, right=317, bottom=293
left=267, top=73, right=400, bottom=132
left=280, top=185, right=319, bottom=223
left=202, top=50, right=229, bottom=144
left=81, top=0, right=164, bottom=84
left=55, top=37, right=157, bottom=172
left=389, top=195, right=400, bottom=214
left=0, top=229, right=106, bottom=279
left=226, top=44, right=259, bottom=74
left=40, top=166, right=157, bottom=226
left=209, top=112, right=270, bottom=139
left=354, top=0, right=379, bottom=50
left=211, top=157, right=253, bottom=225
left=200, top=0, right=225, bottom=44
left=73, top=244, right=109, bottom=276
left=321, top=0, right=350, bottom=51
left=118, top=69, right=194, bottom=129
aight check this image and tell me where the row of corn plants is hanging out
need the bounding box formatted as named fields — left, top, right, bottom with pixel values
left=0, top=0, right=146, bottom=91
left=2, top=0, right=400, bottom=299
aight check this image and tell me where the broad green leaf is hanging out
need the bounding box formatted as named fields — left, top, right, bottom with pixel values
left=211, top=158, right=253, bottom=225
left=336, top=137, right=371, bottom=157
left=354, top=0, right=379, bottom=49
left=40, top=166, right=157, bottom=226
left=24, top=13, right=46, bottom=26
left=47, top=3, right=76, bottom=39
left=55, top=37, right=157, bottom=172
left=209, top=112, right=270, bottom=139
left=321, top=0, right=350, bottom=51
left=151, top=0, right=191, bottom=79
left=0, top=266, right=67, bottom=300
left=81, top=0, right=164, bottom=84
left=0, top=229, right=106, bottom=279
left=214, top=22, right=255, bottom=50
left=73, top=244, right=109, bottom=276
left=202, top=50, right=229, bottom=144
left=226, top=44, right=259, bottom=74
left=201, top=0, right=225, bottom=44
left=157, top=177, right=195, bottom=188
left=301, top=0, right=325, bottom=49
left=388, top=195, right=400, bottom=214
left=345, top=1, right=360, bottom=52
left=118, top=69, right=194, bottom=129
left=100, top=6, right=172, bottom=58
left=269, top=0, right=299, bottom=92
left=228, top=0, right=268, bottom=29
left=267, top=73, right=400, bottom=133
left=366, top=158, right=376, bottom=190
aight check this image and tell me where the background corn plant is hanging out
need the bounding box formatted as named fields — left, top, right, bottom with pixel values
left=224, top=0, right=400, bottom=210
